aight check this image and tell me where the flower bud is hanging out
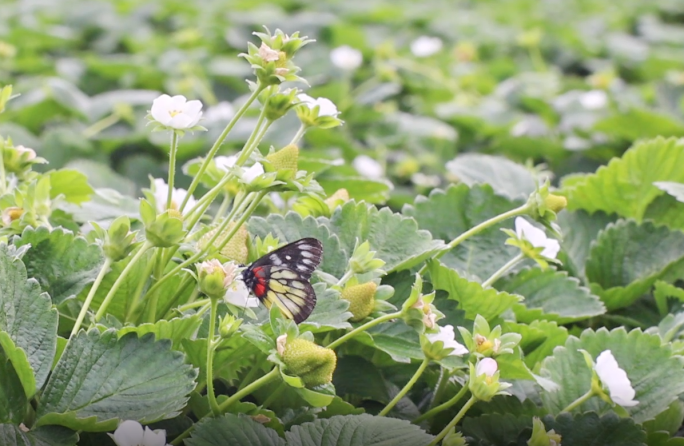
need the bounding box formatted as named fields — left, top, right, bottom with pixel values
left=261, top=87, right=299, bottom=121
left=197, top=259, right=238, bottom=300
left=266, top=144, right=299, bottom=172
left=349, top=240, right=385, bottom=275
left=528, top=417, right=562, bottom=446
left=199, top=221, right=249, bottom=264
left=324, top=189, right=349, bottom=212
left=140, top=199, right=187, bottom=248
left=102, top=216, right=137, bottom=261
left=219, top=314, right=242, bottom=338
left=281, top=338, right=337, bottom=388
left=2, top=143, right=46, bottom=176
left=544, top=193, right=567, bottom=214
left=468, top=358, right=511, bottom=402
left=341, top=282, right=377, bottom=322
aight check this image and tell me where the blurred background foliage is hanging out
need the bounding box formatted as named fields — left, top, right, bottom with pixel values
left=1, top=0, right=684, bottom=209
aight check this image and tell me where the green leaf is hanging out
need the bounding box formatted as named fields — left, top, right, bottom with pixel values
left=332, top=356, right=389, bottom=403
left=366, top=320, right=424, bottom=363
left=461, top=413, right=532, bottom=446
left=36, top=330, right=197, bottom=431
left=248, top=212, right=348, bottom=278
left=445, top=153, right=537, bottom=200
left=497, top=267, right=605, bottom=323
left=0, top=247, right=57, bottom=394
left=0, top=425, right=78, bottom=446
left=14, top=227, right=105, bottom=305
left=324, top=201, right=443, bottom=273
left=585, top=219, right=684, bottom=310
left=300, top=284, right=353, bottom=332
left=0, top=339, right=29, bottom=423
left=116, top=315, right=202, bottom=349
left=504, top=320, right=568, bottom=368
left=319, top=176, right=392, bottom=204
left=654, top=181, right=684, bottom=203
left=543, top=412, right=647, bottom=446
left=593, top=109, right=684, bottom=141
left=284, top=414, right=434, bottom=446
left=428, top=260, right=522, bottom=321
left=404, top=184, right=523, bottom=280
left=539, top=327, right=684, bottom=423
left=48, top=169, right=94, bottom=204
left=186, top=413, right=286, bottom=446
left=561, top=137, right=684, bottom=220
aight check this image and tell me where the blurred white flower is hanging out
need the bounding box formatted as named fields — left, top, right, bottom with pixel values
left=579, top=90, right=608, bottom=110
left=224, top=279, right=260, bottom=308
left=476, top=358, right=498, bottom=377
left=150, top=94, right=203, bottom=130
left=426, top=325, right=469, bottom=356
left=214, top=155, right=238, bottom=171
left=514, top=217, right=560, bottom=259
left=153, top=178, right=196, bottom=214
left=330, top=45, right=363, bottom=71
left=204, top=101, right=235, bottom=123
left=297, top=94, right=339, bottom=117
left=410, top=36, right=443, bottom=57
left=353, top=155, right=383, bottom=179
left=243, top=163, right=265, bottom=183
left=109, top=420, right=169, bottom=446
left=595, top=350, right=639, bottom=407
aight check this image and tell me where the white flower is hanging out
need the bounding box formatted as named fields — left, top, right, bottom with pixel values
left=224, top=279, right=260, bottom=308
left=214, top=155, right=238, bottom=171
left=514, top=217, right=560, bottom=259
left=297, top=94, right=339, bottom=117
left=109, top=420, right=169, bottom=446
left=410, top=36, right=443, bottom=57
left=197, top=259, right=239, bottom=288
left=579, top=90, right=608, bottom=110
left=15, top=145, right=36, bottom=160
left=476, top=358, right=498, bottom=377
left=153, top=178, right=197, bottom=214
left=594, top=350, right=639, bottom=407
left=276, top=334, right=288, bottom=356
left=330, top=45, right=363, bottom=71
left=242, top=163, right=264, bottom=183
left=352, top=155, right=383, bottom=179
left=259, top=43, right=280, bottom=62
left=426, top=325, right=469, bottom=356
left=204, top=101, right=235, bottom=123
left=150, top=94, right=203, bottom=130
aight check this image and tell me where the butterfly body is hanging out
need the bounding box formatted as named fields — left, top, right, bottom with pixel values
left=242, top=237, right=323, bottom=323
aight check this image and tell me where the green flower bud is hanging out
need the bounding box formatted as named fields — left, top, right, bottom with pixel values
left=266, top=144, right=299, bottom=173
left=544, top=193, right=567, bottom=214
left=349, top=240, right=385, bottom=275
left=199, top=221, right=249, bottom=264
left=2, top=142, right=47, bottom=177
left=458, top=315, right=521, bottom=358
left=219, top=314, right=242, bottom=339
left=101, top=216, right=137, bottom=261
left=282, top=338, right=337, bottom=388
left=528, top=417, right=562, bottom=446
left=294, top=94, right=343, bottom=129
left=240, top=28, right=312, bottom=86
left=140, top=199, right=187, bottom=248
left=341, top=282, right=377, bottom=322
left=261, top=87, right=299, bottom=121
left=197, top=259, right=239, bottom=300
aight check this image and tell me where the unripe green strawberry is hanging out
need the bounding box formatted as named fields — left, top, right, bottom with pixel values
left=544, top=193, right=567, bottom=214
left=341, top=282, right=377, bottom=322
left=200, top=222, right=249, bottom=264
left=266, top=144, right=299, bottom=172
left=282, top=338, right=337, bottom=387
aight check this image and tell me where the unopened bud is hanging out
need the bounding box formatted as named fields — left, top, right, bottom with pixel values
left=219, top=314, right=242, bottom=338
left=341, top=282, right=377, bottom=322
left=545, top=194, right=567, bottom=214
left=282, top=338, right=337, bottom=388
left=197, top=259, right=238, bottom=299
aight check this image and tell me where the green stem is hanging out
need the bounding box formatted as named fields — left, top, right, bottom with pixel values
left=379, top=357, right=430, bottom=416
left=93, top=241, right=153, bottom=323
left=261, top=382, right=285, bottom=408
left=414, top=383, right=469, bottom=424
left=166, top=131, right=179, bottom=210
left=180, top=83, right=265, bottom=211
left=427, top=396, right=477, bottom=446
left=429, top=367, right=451, bottom=409
left=173, top=296, right=208, bottom=314
left=212, top=193, right=231, bottom=224
left=480, top=253, right=525, bottom=289
left=82, top=113, right=121, bottom=139
left=529, top=46, right=547, bottom=72
left=158, top=275, right=196, bottom=318
left=562, top=388, right=595, bottom=413
left=170, top=367, right=280, bottom=446
left=0, top=142, right=6, bottom=195
left=70, top=258, right=113, bottom=337
left=206, top=298, right=221, bottom=417
left=326, top=311, right=402, bottom=350
left=125, top=254, right=157, bottom=323
left=419, top=203, right=531, bottom=275
left=289, top=124, right=308, bottom=145
left=336, top=269, right=354, bottom=287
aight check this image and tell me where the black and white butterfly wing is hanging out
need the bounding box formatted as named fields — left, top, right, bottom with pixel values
left=241, top=238, right=323, bottom=323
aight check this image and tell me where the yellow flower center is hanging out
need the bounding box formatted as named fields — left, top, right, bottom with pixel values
left=168, top=109, right=182, bottom=117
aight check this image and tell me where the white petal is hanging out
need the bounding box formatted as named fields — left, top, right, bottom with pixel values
left=297, top=94, right=317, bottom=109
left=112, top=420, right=145, bottom=446
left=183, top=99, right=203, bottom=115
left=330, top=45, right=363, bottom=70
left=353, top=155, right=383, bottom=179
left=410, top=36, right=443, bottom=57
left=141, top=426, right=167, bottom=446
left=515, top=217, right=559, bottom=259
left=595, top=350, right=639, bottom=407
left=476, top=358, right=498, bottom=377
left=205, top=102, right=235, bottom=122
left=242, top=163, right=264, bottom=183
left=150, top=94, right=173, bottom=125
left=224, top=280, right=260, bottom=307
left=579, top=90, right=608, bottom=110
left=168, top=95, right=188, bottom=109
left=169, top=113, right=194, bottom=130
left=215, top=155, right=238, bottom=171
left=540, top=239, right=561, bottom=259
left=153, top=178, right=169, bottom=213
left=314, top=97, right=339, bottom=117
left=426, top=325, right=469, bottom=356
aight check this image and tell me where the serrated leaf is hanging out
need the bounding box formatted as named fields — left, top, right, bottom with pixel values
left=504, top=320, right=568, bottom=368
left=14, top=227, right=104, bottom=305
left=0, top=340, right=29, bottom=423
left=333, top=356, right=389, bottom=403
left=186, top=413, right=286, bottom=446
left=654, top=181, right=684, bottom=203
left=445, top=153, right=537, bottom=200
left=36, top=330, right=197, bottom=431
left=0, top=425, right=78, bottom=446
left=48, top=169, right=94, bottom=204
left=561, top=137, right=684, bottom=220
left=366, top=320, right=424, bottom=363
left=319, top=176, right=392, bottom=204
left=497, top=267, right=605, bottom=323
left=593, top=109, right=684, bottom=141
left=585, top=219, right=684, bottom=310
left=539, top=328, right=684, bottom=423
left=116, top=315, right=202, bottom=349
left=428, top=260, right=522, bottom=321
left=543, top=412, right=646, bottom=446
left=404, top=184, right=523, bottom=280
left=0, top=248, right=57, bottom=394
left=285, top=414, right=434, bottom=446
left=300, top=284, right=353, bottom=331
left=461, top=413, right=532, bottom=446
left=248, top=212, right=348, bottom=278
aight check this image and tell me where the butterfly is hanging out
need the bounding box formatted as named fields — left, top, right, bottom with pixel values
left=241, top=237, right=323, bottom=324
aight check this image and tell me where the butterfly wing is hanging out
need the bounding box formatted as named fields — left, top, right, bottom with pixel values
left=242, top=238, right=323, bottom=323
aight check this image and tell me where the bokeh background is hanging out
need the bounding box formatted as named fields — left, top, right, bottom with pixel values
left=2, top=0, right=684, bottom=209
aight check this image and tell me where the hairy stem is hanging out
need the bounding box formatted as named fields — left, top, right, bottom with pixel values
left=206, top=298, right=221, bottom=417
left=326, top=311, right=403, bottom=350
left=70, top=258, right=112, bottom=337
left=379, top=357, right=430, bottom=416
left=480, top=253, right=525, bottom=289
left=427, top=396, right=477, bottom=446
